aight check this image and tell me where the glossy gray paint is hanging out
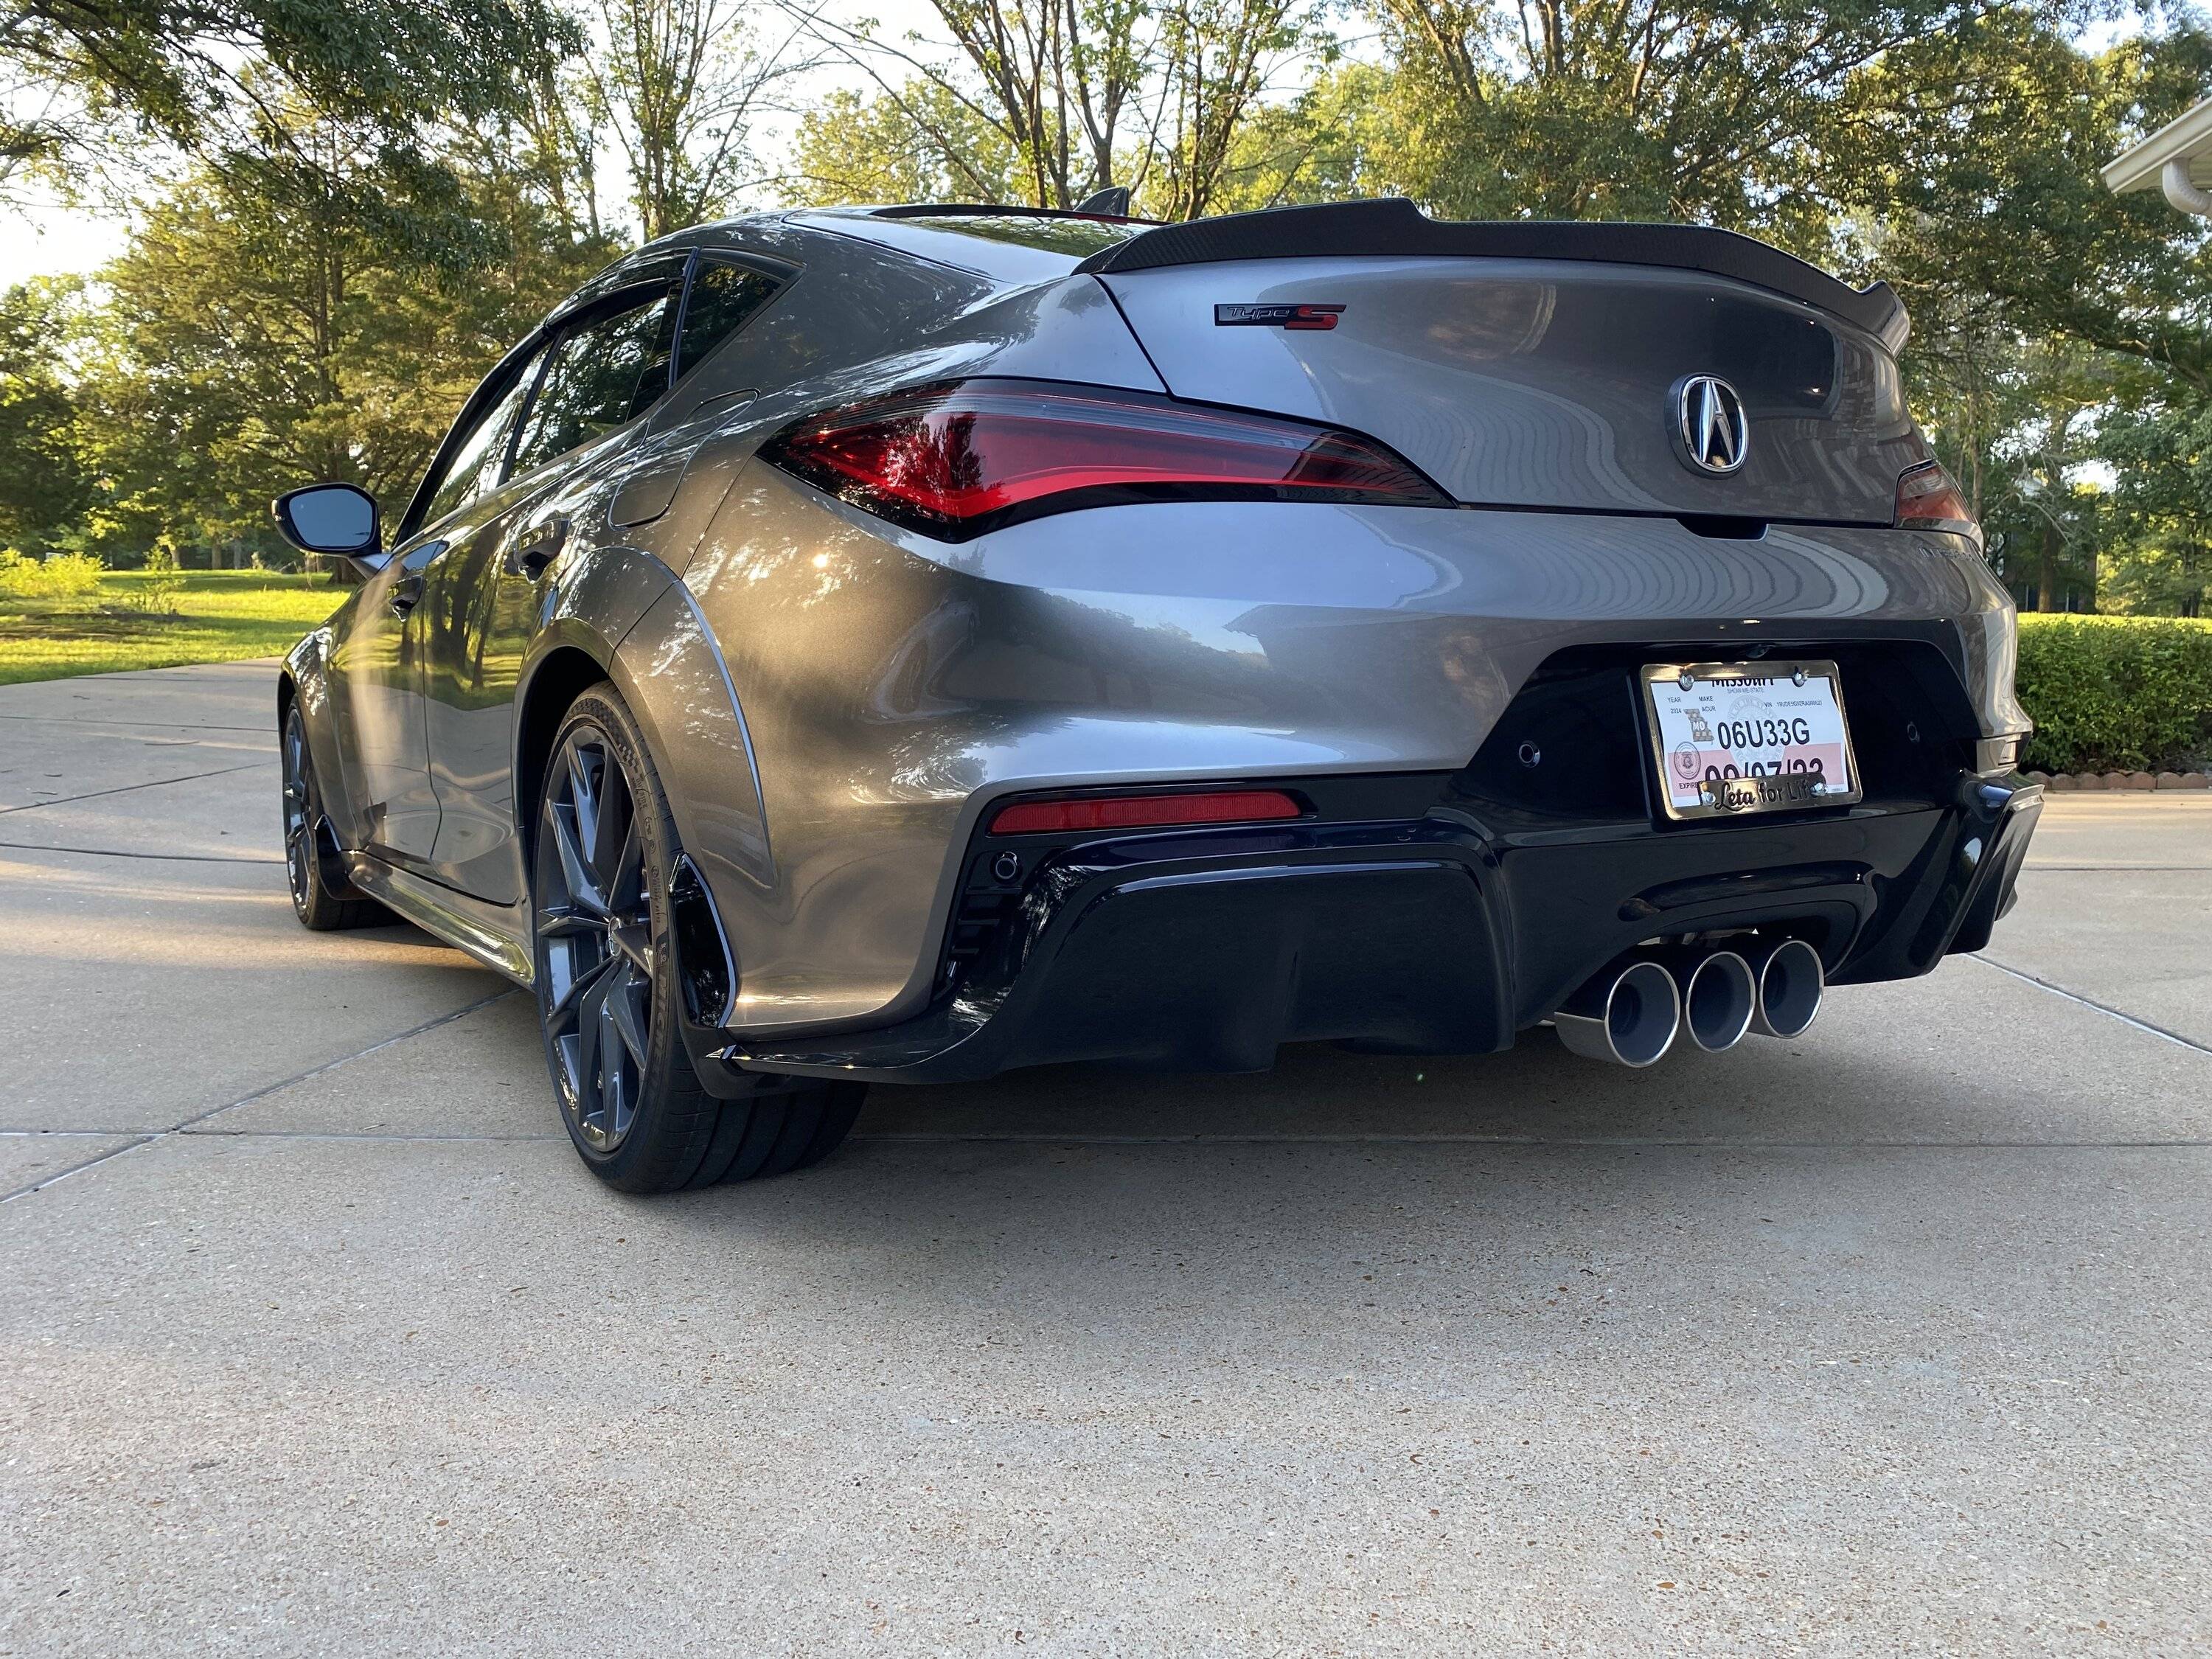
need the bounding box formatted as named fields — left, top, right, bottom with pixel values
left=421, top=533, right=678, bottom=906
left=614, top=582, right=772, bottom=885
left=324, top=541, right=445, bottom=861
left=280, top=206, right=2027, bottom=1047
left=669, top=468, right=2023, bottom=1035
left=1099, top=257, right=1922, bottom=524
left=281, top=624, right=354, bottom=841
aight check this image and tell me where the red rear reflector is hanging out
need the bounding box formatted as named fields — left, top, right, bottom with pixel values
left=1895, top=460, right=1980, bottom=540
left=759, top=380, right=1447, bottom=540
left=989, top=790, right=1303, bottom=836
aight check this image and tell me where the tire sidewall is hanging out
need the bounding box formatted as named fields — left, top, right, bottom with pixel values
left=532, top=687, right=699, bottom=1186
left=283, top=702, right=342, bottom=926
left=282, top=704, right=313, bottom=919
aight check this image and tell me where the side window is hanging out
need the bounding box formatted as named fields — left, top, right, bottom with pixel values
left=677, top=259, right=784, bottom=380
left=418, top=352, right=541, bottom=530
left=509, top=288, right=678, bottom=478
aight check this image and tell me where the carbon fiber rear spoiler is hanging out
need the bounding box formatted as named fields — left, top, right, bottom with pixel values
left=1074, top=198, right=1907, bottom=351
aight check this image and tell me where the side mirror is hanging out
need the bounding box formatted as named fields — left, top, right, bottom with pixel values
left=274, top=484, right=382, bottom=568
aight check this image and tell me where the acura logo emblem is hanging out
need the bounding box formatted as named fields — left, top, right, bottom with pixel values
left=1674, top=375, right=1748, bottom=475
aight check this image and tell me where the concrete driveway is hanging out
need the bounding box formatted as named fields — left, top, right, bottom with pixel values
left=3, top=660, right=2209, bottom=1656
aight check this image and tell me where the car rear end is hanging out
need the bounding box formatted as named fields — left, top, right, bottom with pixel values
left=668, top=201, right=2038, bottom=1088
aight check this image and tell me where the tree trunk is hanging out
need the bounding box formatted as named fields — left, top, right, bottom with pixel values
left=2036, top=520, right=2061, bottom=612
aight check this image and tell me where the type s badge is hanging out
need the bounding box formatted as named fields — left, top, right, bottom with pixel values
left=1214, top=303, right=1346, bottom=331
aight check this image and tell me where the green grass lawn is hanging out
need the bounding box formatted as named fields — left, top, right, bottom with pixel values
left=0, top=568, right=350, bottom=686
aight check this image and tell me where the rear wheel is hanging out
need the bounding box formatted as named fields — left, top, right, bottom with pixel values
left=532, top=686, right=863, bottom=1192
left=281, top=702, right=385, bottom=931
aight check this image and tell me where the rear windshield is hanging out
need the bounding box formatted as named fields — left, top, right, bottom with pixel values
left=803, top=207, right=1153, bottom=283
left=902, top=214, right=1150, bottom=260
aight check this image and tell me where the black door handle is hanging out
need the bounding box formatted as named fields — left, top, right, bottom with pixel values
left=504, top=516, right=571, bottom=580
left=388, top=574, right=425, bottom=617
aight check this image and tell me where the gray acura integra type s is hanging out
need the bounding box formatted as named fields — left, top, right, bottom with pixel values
left=272, top=197, right=2042, bottom=1192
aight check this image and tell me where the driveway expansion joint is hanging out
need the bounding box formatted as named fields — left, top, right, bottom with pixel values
left=15, top=1124, right=2205, bottom=1150
left=0, top=711, right=276, bottom=733
left=1969, top=952, right=2212, bottom=1057
left=0, top=988, right=522, bottom=1203
left=0, top=839, right=284, bottom=865
left=0, top=760, right=272, bottom=817
left=2025, top=863, right=2212, bottom=872
left=852, top=1131, right=2212, bottom=1149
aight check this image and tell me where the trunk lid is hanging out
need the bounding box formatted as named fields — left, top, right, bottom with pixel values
left=1095, top=254, right=1922, bottom=524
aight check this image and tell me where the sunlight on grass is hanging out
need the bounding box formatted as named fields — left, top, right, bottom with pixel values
left=0, top=568, right=350, bottom=685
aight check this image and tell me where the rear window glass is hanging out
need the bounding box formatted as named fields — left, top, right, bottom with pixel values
left=509, top=290, right=678, bottom=476
left=810, top=209, right=1153, bottom=283
left=678, top=260, right=783, bottom=378
left=907, top=215, right=1150, bottom=259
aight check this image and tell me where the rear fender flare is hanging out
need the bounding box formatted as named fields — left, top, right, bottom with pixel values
left=610, top=579, right=774, bottom=934
left=508, top=540, right=771, bottom=900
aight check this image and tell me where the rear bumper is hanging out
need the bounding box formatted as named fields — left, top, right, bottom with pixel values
left=686, top=772, right=2040, bottom=1089
left=661, top=487, right=2030, bottom=1040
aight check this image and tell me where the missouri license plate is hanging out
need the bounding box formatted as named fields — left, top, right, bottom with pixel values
left=1641, top=660, right=1861, bottom=821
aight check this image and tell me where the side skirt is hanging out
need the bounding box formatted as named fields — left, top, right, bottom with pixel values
left=343, top=852, right=535, bottom=989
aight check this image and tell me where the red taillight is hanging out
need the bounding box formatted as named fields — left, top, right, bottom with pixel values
left=759, top=380, right=1447, bottom=540
left=1895, top=460, right=1980, bottom=540
left=988, top=790, right=1304, bottom=836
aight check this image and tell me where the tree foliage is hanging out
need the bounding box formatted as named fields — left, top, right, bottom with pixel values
left=8, top=0, right=2212, bottom=615
left=61, top=115, right=613, bottom=557
left=585, top=0, right=824, bottom=238
left=794, top=0, right=1332, bottom=213
left=788, top=80, right=1025, bottom=203
left=1, top=0, right=579, bottom=194
left=0, top=279, right=93, bottom=552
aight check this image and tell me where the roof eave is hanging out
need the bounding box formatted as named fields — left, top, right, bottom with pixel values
left=2102, top=96, right=2212, bottom=193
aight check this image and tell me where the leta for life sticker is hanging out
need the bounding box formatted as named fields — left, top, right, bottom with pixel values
left=1641, top=660, right=1863, bottom=821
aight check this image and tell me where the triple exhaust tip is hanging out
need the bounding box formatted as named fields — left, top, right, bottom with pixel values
left=1554, top=937, right=1823, bottom=1067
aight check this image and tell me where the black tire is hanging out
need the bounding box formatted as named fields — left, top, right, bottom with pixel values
left=530, top=685, right=865, bottom=1192
left=282, top=702, right=386, bottom=931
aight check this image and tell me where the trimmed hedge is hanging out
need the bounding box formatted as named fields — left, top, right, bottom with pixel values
left=2014, top=614, right=2212, bottom=774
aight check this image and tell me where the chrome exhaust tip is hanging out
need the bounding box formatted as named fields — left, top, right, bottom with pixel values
left=1748, top=937, right=1825, bottom=1039
left=1553, top=959, right=1681, bottom=1068
left=1677, top=949, right=1757, bottom=1053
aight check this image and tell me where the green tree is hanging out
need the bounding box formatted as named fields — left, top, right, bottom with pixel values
left=802, top=0, right=1332, bottom=215
left=1828, top=18, right=2212, bottom=612
left=587, top=0, right=824, bottom=237
left=1833, top=18, right=2212, bottom=387
left=1141, top=0, right=1334, bottom=218
left=784, top=81, right=1024, bottom=204
left=68, top=117, right=614, bottom=559
left=1368, top=0, right=2009, bottom=234
left=808, top=0, right=1155, bottom=209
left=0, top=278, right=94, bottom=553
left=2100, top=399, right=2212, bottom=616
left=1, top=0, right=579, bottom=192
left=1196, top=60, right=1412, bottom=211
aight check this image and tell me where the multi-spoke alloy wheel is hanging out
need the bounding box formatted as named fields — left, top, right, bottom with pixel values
left=536, top=722, right=654, bottom=1152
left=280, top=701, right=380, bottom=931
left=282, top=708, right=315, bottom=912
left=530, top=687, right=866, bottom=1192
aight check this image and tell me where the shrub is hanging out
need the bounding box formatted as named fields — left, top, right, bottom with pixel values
left=121, top=543, right=185, bottom=616
left=2014, top=613, right=2212, bottom=773
left=0, top=548, right=105, bottom=608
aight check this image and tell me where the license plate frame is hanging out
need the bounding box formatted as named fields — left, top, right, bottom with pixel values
left=1640, top=659, right=1863, bottom=821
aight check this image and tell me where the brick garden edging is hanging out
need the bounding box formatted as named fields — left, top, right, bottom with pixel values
left=2025, top=771, right=2212, bottom=791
